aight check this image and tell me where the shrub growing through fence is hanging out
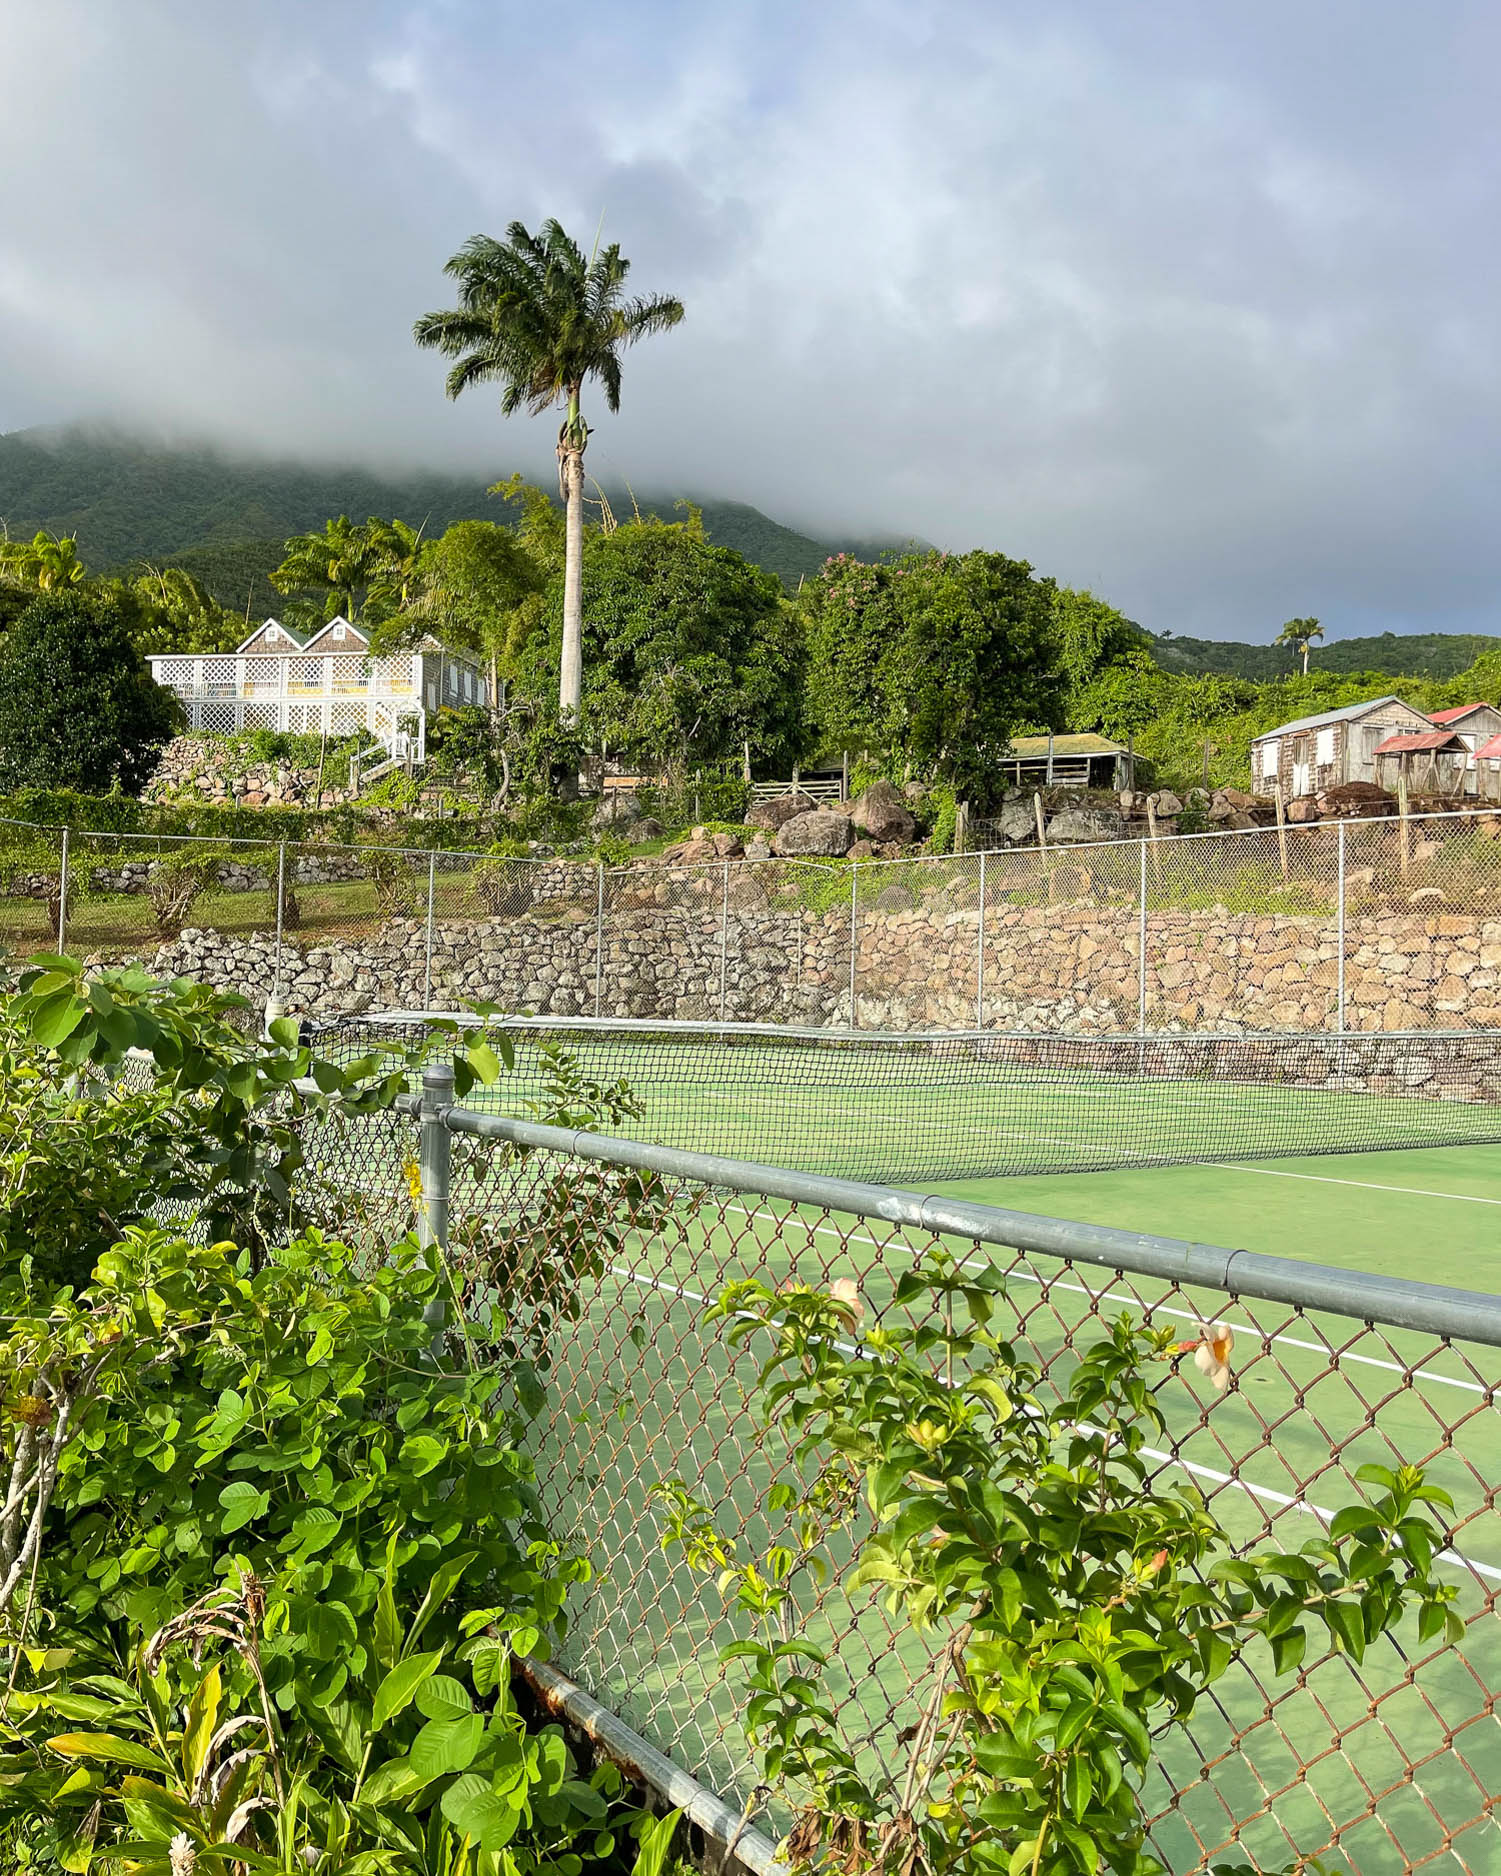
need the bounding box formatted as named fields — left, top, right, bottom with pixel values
left=661, top=1249, right=1460, bottom=1876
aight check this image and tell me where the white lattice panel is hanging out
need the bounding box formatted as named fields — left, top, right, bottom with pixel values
left=201, top=701, right=238, bottom=735
left=289, top=658, right=323, bottom=691
left=330, top=654, right=367, bottom=692
left=332, top=703, right=362, bottom=734
left=244, top=702, right=279, bottom=730
left=153, top=658, right=193, bottom=689
left=244, top=657, right=280, bottom=691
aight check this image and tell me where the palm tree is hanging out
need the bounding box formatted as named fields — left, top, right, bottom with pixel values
left=414, top=220, right=684, bottom=724
left=271, top=516, right=399, bottom=622
left=0, top=530, right=87, bottom=591
left=1275, top=616, right=1324, bottom=675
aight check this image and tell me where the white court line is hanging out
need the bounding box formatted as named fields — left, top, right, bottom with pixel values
left=608, top=1252, right=1501, bottom=1586
left=1215, top=1165, right=1501, bottom=1206
left=717, top=1204, right=1491, bottom=1398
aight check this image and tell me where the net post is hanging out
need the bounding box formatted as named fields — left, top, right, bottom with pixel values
left=1336, top=819, right=1347, bottom=1035
left=719, top=860, right=730, bottom=1021
left=1137, top=836, right=1148, bottom=1033
left=849, top=861, right=859, bottom=1029
left=594, top=862, right=605, bottom=1017
left=418, top=1059, right=453, bottom=1347
left=424, top=851, right=437, bottom=1010
left=274, top=841, right=286, bottom=991
left=57, top=826, right=69, bottom=955
left=976, top=849, right=986, bottom=1029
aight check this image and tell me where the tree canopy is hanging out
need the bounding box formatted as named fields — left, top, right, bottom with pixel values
left=0, top=589, right=181, bottom=793
left=513, top=515, right=807, bottom=775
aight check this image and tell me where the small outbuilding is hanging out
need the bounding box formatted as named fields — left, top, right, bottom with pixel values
left=996, top=734, right=1129, bottom=789
left=1250, top=696, right=1432, bottom=797
left=1372, top=730, right=1471, bottom=795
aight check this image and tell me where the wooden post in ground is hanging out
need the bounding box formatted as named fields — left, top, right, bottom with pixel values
left=954, top=799, right=971, bottom=855
left=1273, top=779, right=1290, bottom=883
left=742, top=739, right=751, bottom=784
left=1398, top=768, right=1411, bottom=874
left=1034, top=792, right=1047, bottom=851
left=841, top=749, right=850, bottom=802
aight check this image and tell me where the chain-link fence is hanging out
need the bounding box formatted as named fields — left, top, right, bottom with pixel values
left=11, top=807, right=1501, bottom=1035
left=304, top=1086, right=1501, bottom=1876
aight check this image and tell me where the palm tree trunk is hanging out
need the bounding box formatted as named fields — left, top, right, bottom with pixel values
left=559, top=393, right=585, bottom=725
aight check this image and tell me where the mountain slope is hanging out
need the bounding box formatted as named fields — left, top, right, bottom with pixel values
left=0, top=427, right=927, bottom=592
left=1149, top=630, right=1501, bottom=680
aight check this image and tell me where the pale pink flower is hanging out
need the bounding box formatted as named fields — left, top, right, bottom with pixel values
left=1193, top=1322, right=1235, bottom=1392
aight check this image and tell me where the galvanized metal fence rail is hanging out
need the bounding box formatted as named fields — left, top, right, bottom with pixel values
left=9, top=806, right=1501, bottom=1036
left=303, top=1073, right=1501, bottom=1876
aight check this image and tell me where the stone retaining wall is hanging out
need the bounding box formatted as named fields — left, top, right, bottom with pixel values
left=137, top=896, right=1501, bottom=1041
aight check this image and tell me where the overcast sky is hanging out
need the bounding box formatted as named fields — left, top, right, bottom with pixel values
left=2, top=0, right=1497, bottom=641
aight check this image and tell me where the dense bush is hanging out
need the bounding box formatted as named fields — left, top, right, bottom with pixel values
left=0, top=590, right=181, bottom=794
left=0, top=964, right=682, bottom=1872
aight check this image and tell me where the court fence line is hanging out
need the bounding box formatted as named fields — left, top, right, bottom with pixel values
left=304, top=1066, right=1501, bottom=1876
left=11, top=802, right=1501, bottom=1035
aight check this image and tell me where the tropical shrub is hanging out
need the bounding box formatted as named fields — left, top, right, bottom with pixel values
left=661, top=1249, right=1459, bottom=1876
left=0, top=590, right=181, bottom=795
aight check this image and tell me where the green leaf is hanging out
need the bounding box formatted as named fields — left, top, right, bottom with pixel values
left=372, top=1651, right=443, bottom=1730
left=464, top=1042, right=502, bottom=1085
left=218, top=1481, right=270, bottom=1534
left=401, top=1434, right=447, bottom=1477
left=46, top=1733, right=170, bottom=1773
left=182, top=1666, right=220, bottom=1786
left=1269, top=1625, right=1307, bottom=1675
left=415, top=1676, right=473, bottom=1722
left=31, top=989, right=86, bottom=1048
left=633, top=1808, right=684, bottom=1876
left=442, top=1773, right=524, bottom=1851
left=268, top=1016, right=300, bottom=1048
left=291, top=1506, right=341, bottom=1555
left=406, top=1551, right=477, bottom=1653
left=411, top=1712, right=485, bottom=1780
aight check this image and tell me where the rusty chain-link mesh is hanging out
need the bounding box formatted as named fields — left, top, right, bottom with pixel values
left=5, top=807, right=1501, bottom=1037
left=298, top=1099, right=1501, bottom=1876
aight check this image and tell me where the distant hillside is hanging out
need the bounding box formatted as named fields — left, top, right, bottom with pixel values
left=1149, top=629, right=1501, bottom=681
left=0, top=426, right=928, bottom=595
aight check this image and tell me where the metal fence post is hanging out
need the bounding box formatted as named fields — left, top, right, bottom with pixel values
left=424, top=852, right=437, bottom=1010
left=849, top=862, right=859, bottom=1029
left=273, top=842, right=286, bottom=990
left=719, top=860, right=730, bottom=1021
left=57, top=827, right=69, bottom=955
left=976, top=850, right=986, bottom=1030
left=1337, top=819, right=1347, bottom=1036
left=1137, top=837, right=1148, bottom=1033
left=594, top=863, right=605, bottom=1017
left=417, top=1060, right=453, bottom=1345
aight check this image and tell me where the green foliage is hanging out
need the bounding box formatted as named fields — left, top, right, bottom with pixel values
left=0, top=530, right=88, bottom=592
left=514, top=519, right=808, bottom=775
left=1148, top=630, right=1501, bottom=681
left=1052, top=586, right=1146, bottom=694
left=803, top=551, right=1063, bottom=802
left=0, top=964, right=686, bottom=1873
left=0, top=590, right=181, bottom=794
left=662, top=1251, right=1459, bottom=1876
left=271, top=515, right=423, bottom=626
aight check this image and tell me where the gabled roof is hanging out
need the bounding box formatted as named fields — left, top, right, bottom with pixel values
left=1250, top=695, right=1425, bottom=743
left=1475, top=735, right=1501, bottom=759
left=1429, top=703, right=1496, bottom=725
left=235, top=617, right=307, bottom=653
left=1372, top=731, right=1464, bottom=755
left=302, top=615, right=370, bottom=653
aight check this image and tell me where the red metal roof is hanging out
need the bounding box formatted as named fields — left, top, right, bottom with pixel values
left=1373, top=731, right=1464, bottom=754
left=1475, top=735, right=1501, bottom=759
left=1429, top=703, right=1494, bottom=724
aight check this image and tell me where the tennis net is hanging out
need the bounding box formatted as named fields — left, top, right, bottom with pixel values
left=308, top=1014, right=1501, bottom=1184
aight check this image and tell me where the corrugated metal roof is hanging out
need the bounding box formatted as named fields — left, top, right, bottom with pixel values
left=1003, top=734, right=1127, bottom=758
left=1250, top=695, right=1421, bottom=743
left=1429, top=703, right=1495, bottom=724
left=1474, top=735, right=1501, bottom=759
left=1372, top=732, right=1463, bottom=755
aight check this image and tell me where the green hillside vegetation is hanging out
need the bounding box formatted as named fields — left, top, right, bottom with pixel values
left=0, top=427, right=926, bottom=596
left=1149, top=628, right=1501, bottom=680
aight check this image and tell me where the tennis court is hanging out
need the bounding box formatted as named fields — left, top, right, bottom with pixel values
left=308, top=1015, right=1501, bottom=1872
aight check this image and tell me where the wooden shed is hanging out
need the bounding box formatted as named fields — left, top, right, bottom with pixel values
left=1251, top=696, right=1432, bottom=797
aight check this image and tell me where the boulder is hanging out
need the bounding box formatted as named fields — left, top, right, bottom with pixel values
left=851, top=780, right=917, bottom=843
left=711, top=833, right=743, bottom=859
left=1147, top=790, right=1183, bottom=817
left=745, top=836, right=773, bottom=861
left=847, top=838, right=876, bottom=859
left=1219, top=787, right=1258, bottom=809
left=1045, top=807, right=1126, bottom=845
left=873, top=884, right=912, bottom=910
left=1286, top=798, right=1319, bottom=824
left=634, top=817, right=665, bottom=839
left=994, top=799, right=1037, bottom=844
left=773, top=810, right=855, bottom=857
left=592, top=790, right=643, bottom=832
left=1118, top=790, right=1137, bottom=813
left=674, top=838, right=720, bottom=863
left=747, top=791, right=818, bottom=831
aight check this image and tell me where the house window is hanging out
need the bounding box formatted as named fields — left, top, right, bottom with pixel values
left=1261, top=742, right=1278, bottom=777
left=1315, top=727, right=1336, bottom=765
left=332, top=623, right=346, bottom=641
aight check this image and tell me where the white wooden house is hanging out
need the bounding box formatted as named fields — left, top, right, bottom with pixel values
left=1250, top=696, right=1432, bottom=798
left=148, top=617, right=489, bottom=764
